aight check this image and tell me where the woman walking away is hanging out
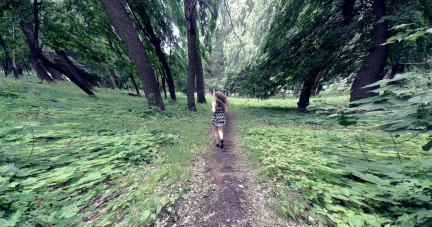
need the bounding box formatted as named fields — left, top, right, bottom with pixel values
left=211, top=90, right=229, bottom=148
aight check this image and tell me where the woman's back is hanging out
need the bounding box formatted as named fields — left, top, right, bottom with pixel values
left=214, top=105, right=224, bottom=114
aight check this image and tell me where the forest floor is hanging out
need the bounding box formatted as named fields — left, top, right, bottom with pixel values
left=174, top=111, right=291, bottom=227
left=2, top=76, right=430, bottom=226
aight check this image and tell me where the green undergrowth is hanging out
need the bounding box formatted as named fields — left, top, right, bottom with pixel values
left=232, top=97, right=432, bottom=227
left=0, top=77, right=209, bottom=226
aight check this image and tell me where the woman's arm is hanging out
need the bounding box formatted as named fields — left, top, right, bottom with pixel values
left=211, top=101, right=216, bottom=113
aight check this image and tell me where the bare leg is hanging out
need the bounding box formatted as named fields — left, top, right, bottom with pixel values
left=218, top=126, right=224, bottom=140
left=218, top=126, right=224, bottom=148
left=214, top=126, right=220, bottom=145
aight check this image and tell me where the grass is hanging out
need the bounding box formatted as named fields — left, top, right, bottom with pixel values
left=3, top=75, right=431, bottom=226
left=0, top=76, right=212, bottom=226
left=231, top=95, right=432, bottom=227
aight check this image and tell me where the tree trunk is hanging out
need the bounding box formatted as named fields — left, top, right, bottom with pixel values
left=349, top=0, right=389, bottom=103
left=42, top=52, right=65, bottom=81
left=184, top=0, right=199, bottom=111
left=341, top=0, right=356, bottom=26
left=196, top=47, right=206, bottom=103
left=37, top=52, right=96, bottom=96
left=20, top=21, right=54, bottom=83
left=55, top=50, right=93, bottom=89
left=293, top=82, right=302, bottom=95
left=101, top=0, right=164, bottom=110
left=130, top=75, right=140, bottom=95
left=297, top=75, right=317, bottom=110
left=206, top=60, right=213, bottom=78
left=161, top=71, right=168, bottom=99
left=388, top=63, right=405, bottom=85
left=311, top=71, right=324, bottom=96
left=129, top=1, right=177, bottom=101
left=103, top=67, right=117, bottom=89
left=0, top=33, right=12, bottom=77
left=11, top=25, right=20, bottom=78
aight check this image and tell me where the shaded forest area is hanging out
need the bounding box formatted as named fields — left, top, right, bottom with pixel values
left=1, top=0, right=432, bottom=226
left=2, top=0, right=430, bottom=111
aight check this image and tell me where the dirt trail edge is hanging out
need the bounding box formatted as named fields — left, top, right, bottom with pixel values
left=174, top=111, right=291, bottom=227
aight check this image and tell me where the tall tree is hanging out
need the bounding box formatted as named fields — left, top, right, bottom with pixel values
left=0, top=33, right=12, bottom=77
left=103, top=67, right=117, bottom=89
left=184, top=0, right=199, bottom=111
left=100, top=0, right=165, bottom=110
left=184, top=0, right=207, bottom=111
left=349, top=0, right=389, bottom=103
left=20, top=20, right=54, bottom=83
left=128, top=0, right=177, bottom=100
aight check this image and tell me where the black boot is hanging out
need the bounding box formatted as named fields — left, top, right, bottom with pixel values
left=220, top=140, right=224, bottom=148
left=216, top=143, right=219, bottom=147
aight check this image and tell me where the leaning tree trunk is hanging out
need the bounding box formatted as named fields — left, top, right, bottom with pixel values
left=103, top=67, right=117, bottom=89
left=0, top=33, right=12, bottom=77
left=161, top=71, right=168, bottom=99
left=55, top=50, right=93, bottom=90
left=130, top=75, right=140, bottom=95
left=184, top=0, right=199, bottom=111
left=20, top=21, right=54, bottom=83
left=101, top=0, right=165, bottom=110
left=297, top=74, right=318, bottom=110
left=130, top=1, right=176, bottom=100
left=42, top=52, right=65, bottom=81
left=349, top=0, right=389, bottom=103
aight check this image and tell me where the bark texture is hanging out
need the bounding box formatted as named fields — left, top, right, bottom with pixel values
left=103, top=67, right=117, bottom=89
left=11, top=25, right=20, bottom=78
left=42, top=52, right=65, bottom=81
left=130, top=1, right=177, bottom=100
left=297, top=75, right=317, bottom=110
left=0, top=33, right=12, bottom=77
left=130, top=75, right=140, bottom=95
left=195, top=45, right=206, bottom=103
left=184, top=0, right=199, bottom=111
left=55, top=50, right=93, bottom=89
left=20, top=21, right=54, bottom=83
left=101, top=0, right=164, bottom=110
left=293, top=82, right=302, bottom=95
left=349, top=0, right=389, bottom=103
left=388, top=63, right=405, bottom=85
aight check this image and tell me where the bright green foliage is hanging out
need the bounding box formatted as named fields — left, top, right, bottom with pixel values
left=0, top=76, right=210, bottom=225
left=233, top=92, right=432, bottom=226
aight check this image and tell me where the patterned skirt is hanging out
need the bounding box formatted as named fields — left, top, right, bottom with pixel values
left=211, top=113, right=226, bottom=126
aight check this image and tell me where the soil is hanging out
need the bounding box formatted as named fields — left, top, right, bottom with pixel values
left=173, top=111, right=294, bottom=227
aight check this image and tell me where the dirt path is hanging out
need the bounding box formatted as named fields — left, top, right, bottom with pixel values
left=174, top=111, right=290, bottom=227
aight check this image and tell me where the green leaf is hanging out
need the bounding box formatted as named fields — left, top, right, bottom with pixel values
left=419, top=195, right=431, bottom=202
left=396, top=33, right=408, bottom=42
left=352, top=172, right=390, bottom=185
left=391, top=24, right=414, bottom=30
left=140, top=210, right=150, bottom=222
